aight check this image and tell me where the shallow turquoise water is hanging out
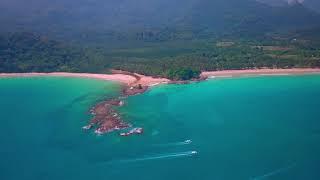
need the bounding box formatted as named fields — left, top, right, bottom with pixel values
left=1, top=75, right=320, bottom=180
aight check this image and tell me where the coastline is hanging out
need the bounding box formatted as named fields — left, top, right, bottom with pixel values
left=201, top=68, right=320, bottom=79
left=1, top=68, right=320, bottom=85
left=0, top=68, right=320, bottom=84
left=0, top=72, right=170, bottom=87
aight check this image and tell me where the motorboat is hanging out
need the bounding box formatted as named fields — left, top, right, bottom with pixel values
left=191, top=151, right=197, bottom=155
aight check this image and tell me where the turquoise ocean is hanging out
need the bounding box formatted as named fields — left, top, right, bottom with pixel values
left=0, top=75, right=320, bottom=180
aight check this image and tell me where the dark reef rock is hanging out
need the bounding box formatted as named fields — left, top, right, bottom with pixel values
left=84, top=82, right=150, bottom=135
left=83, top=98, right=129, bottom=135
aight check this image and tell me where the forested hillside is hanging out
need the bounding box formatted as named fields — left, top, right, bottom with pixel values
left=0, top=33, right=111, bottom=73
left=1, top=32, right=320, bottom=80
left=0, top=0, right=319, bottom=41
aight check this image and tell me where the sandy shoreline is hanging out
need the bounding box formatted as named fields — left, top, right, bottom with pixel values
left=0, top=72, right=170, bottom=87
left=1, top=68, right=320, bottom=85
left=201, top=68, right=320, bottom=78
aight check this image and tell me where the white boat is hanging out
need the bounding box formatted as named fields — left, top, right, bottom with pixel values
left=191, top=151, right=197, bottom=155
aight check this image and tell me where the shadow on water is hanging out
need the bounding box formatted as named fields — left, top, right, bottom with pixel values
left=40, top=93, right=108, bottom=150
left=59, top=93, right=108, bottom=112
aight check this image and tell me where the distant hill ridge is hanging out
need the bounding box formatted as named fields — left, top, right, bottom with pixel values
left=0, top=0, right=319, bottom=40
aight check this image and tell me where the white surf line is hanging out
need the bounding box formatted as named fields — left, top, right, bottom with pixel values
left=258, top=73, right=290, bottom=76
left=208, top=75, right=234, bottom=79
left=153, top=139, right=192, bottom=147
left=118, top=151, right=197, bottom=163
left=250, top=163, right=297, bottom=180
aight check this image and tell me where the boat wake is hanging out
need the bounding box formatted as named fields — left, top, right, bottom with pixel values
left=153, top=140, right=192, bottom=147
left=118, top=151, right=197, bottom=163
left=250, top=163, right=296, bottom=180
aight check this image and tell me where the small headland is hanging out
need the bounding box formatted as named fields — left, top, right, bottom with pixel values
left=83, top=99, right=129, bottom=134
left=84, top=70, right=169, bottom=136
